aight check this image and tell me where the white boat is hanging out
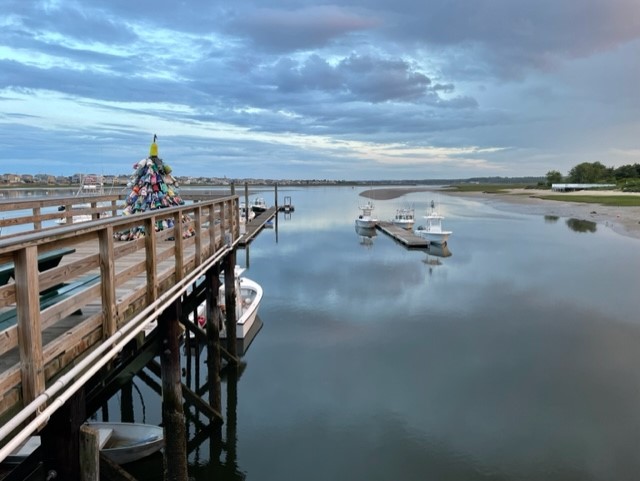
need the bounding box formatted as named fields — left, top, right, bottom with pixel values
left=5, top=422, right=163, bottom=465
left=186, top=266, right=263, bottom=353
left=392, top=207, right=415, bottom=230
left=355, top=201, right=378, bottom=228
left=239, top=202, right=256, bottom=234
left=218, top=266, right=263, bottom=341
left=87, top=422, right=164, bottom=465
left=239, top=202, right=256, bottom=222
left=355, top=225, right=377, bottom=238
left=55, top=204, right=109, bottom=224
left=55, top=174, right=113, bottom=224
left=414, top=201, right=452, bottom=245
left=250, top=197, right=268, bottom=214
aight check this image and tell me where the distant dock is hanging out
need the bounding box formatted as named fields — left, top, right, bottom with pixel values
left=376, top=221, right=429, bottom=248
left=239, top=207, right=277, bottom=246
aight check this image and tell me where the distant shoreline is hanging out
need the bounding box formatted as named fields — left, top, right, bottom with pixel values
left=360, top=187, right=640, bottom=241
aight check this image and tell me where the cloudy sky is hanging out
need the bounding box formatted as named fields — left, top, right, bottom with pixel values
left=1, top=0, right=639, bottom=180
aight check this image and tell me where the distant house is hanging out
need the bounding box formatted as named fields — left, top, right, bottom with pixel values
left=2, top=174, right=21, bottom=184
left=551, top=183, right=616, bottom=192
left=34, top=174, right=56, bottom=184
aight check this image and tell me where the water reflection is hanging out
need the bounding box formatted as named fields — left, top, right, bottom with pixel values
left=566, top=218, right=597, bottom=233
left=427, top=243, right=452, bottom=258
left=355, top=225, right=377, bottom=248
left=422, top=243, right=452, bottom=275
left=544, top=215, right=559, bottom=223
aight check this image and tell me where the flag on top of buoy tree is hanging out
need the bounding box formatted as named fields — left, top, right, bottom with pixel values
left=122, top=135, right=184, bottom=215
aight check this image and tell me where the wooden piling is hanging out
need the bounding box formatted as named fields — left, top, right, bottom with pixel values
left=205, top=265, right=223, bottom=419
left=274, top=183, right=278, bottom=211
left=223, top=252, right=238, bottom=360
left=41, top=387, right=86, bottom=481
left=79, top=424, right=100, bottom=481
left=158, top=298, right=188, bottom=480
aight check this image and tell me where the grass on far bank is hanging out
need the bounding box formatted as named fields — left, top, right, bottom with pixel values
left=446, top=183, right=533, bottom=193
left=535, top=195, right=640, bottom=206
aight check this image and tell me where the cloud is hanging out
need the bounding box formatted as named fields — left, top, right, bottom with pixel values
left=357, top=0, right=640, bottom=79
left=226, top=5, right=380, bottom=52
left=0, top=0, right=639, bottom=179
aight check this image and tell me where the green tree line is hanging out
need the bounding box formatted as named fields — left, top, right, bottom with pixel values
left=546, top=162, right=640, bottom=192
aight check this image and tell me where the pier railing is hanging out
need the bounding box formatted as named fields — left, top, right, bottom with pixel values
left=0, top=195, right=240, bottom=429
left=0, top=193, right=124, bottom=238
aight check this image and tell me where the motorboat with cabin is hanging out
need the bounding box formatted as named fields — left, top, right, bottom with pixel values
left=250, top=197, right=268, bottom=214
left=355, top=200, right=378, bottom=228
left=414, top=200, right=452, bottom=245
left=391, top=207, right=415, bottom=230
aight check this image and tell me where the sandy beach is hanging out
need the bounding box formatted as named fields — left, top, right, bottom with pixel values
left=360, top=187, right=640, bottom=240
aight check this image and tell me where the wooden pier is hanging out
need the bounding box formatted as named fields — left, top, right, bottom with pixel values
left=0, top=192, right=246, bottom=479
left=376, top=221, right=429, bottom=248
left=238, top=207, right=277, bottom=247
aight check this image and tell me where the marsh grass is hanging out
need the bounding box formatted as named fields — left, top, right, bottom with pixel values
left=447, top=183, right=532, bottom=193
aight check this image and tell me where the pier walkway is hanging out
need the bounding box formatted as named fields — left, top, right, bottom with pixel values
left=0, top=193, right=241, bottom=465
left=238, top=207, right=277, bottom=246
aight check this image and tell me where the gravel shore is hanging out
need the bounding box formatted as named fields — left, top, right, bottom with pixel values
left=360, top=187, right=640, bottom=241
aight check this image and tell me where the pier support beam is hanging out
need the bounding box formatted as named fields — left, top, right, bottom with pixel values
left=223, top=251, right=238, bottom=361
left=159, top=298, right=188, bottom=480
left=205, top=264, right=223, bottom=420
left=41, top=387, right=86, bottom=481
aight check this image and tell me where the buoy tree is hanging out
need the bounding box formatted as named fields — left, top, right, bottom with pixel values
left=116, top=136, right=194, bottom=241
left=123, top=135, right=184, bottom=215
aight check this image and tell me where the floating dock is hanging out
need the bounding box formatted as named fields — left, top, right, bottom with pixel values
left=376, top=221, right=429, bottom=248
left=278, top=196, right=295, bottom=212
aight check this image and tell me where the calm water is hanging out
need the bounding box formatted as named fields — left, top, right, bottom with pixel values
left=93, top=186, right=640, bottom=480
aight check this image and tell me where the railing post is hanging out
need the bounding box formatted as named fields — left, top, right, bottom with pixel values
left=145, top=217, right=158, bottom=305
left=234, top=197, right=240, bottom=241
left=244, top=183, right=249, bottom=223
left=33, top=207, right=42, bottom=230
left=99, top=226, right=117, bottom=336
left=15, top=246, right=44, bottom=407
left=173, top=212, right=184, bottom=283
left=219, top=200, right=227, bottom=246
left=208, top=204, right=216, bottom=255
left=194, top=205, right=202, bottom=267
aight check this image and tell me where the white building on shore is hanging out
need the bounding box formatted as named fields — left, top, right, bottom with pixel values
left=551, top=183, right=616, bottom=192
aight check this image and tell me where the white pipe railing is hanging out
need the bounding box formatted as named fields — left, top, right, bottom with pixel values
left=0, top=245, right=232, bottom=462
